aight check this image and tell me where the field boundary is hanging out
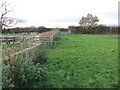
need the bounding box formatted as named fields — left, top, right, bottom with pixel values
left=2, top=30, right=60, bottom=62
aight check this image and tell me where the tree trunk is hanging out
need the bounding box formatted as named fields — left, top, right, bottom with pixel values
left=0, top=22, right=2, bottom=34
left=0, top=24, right=2, bottom=34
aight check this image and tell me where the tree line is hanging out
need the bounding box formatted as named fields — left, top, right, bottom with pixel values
left=68, top=13, right=119, bottom=34
left=68, top=25, right=119, bottom=34
left=2, top=26, right=52, bottom=33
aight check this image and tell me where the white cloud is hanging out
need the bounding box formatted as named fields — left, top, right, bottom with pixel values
left=9, top=0, right=119, bottom=28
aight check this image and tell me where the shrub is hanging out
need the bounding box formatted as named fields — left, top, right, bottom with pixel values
left=17, top=59, right=47, bottom=88
left=2, top=45, right=48, bottom=88
left=2, top=64, right=15, bottom=88
left=33, top=45, right=48, bottom=64
left=2, top=58, right=47, bottom=88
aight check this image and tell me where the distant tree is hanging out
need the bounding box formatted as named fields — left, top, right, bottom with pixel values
left=79, top=13, right=99, bottom=27
left=0, top=0, right=23, bottom=31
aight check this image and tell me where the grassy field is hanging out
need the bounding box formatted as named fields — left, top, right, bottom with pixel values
left=45, top=34, right=118, bottom=88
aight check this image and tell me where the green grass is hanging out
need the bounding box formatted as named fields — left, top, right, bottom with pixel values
left=1, top=33, right=40, bottom=53
left=45, top=34, right=118, bottom=88
left=2, top=43, right=20, bottom=53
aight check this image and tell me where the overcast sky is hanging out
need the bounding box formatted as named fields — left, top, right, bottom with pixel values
left=8, top=0, right=119, bottom=28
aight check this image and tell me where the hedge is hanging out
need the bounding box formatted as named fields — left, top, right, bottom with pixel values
left=68, top=25, right=119, bottom=34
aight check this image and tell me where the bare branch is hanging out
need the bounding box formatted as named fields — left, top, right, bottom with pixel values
left=0, top=0, right=23, bottom=30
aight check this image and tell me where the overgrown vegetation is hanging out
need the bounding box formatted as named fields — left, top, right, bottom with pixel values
left=2, top=45, right=48, bottom=88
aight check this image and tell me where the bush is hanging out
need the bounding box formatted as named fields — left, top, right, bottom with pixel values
left=33, top=46, right=48, bottom=64
left=2, top=64, right=15, bottom=88
left=2, top=58, right=47, bottom=88
left=17, top=59, right=47, bottom=88
left=2, top=46, right=48, bottom=88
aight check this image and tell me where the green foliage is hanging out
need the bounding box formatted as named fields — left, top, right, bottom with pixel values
left=68, top=25, right=118, bottom=34
left=2, top=58, right=47, bottom=88
left=46, top=34, right=118, bottom=88
left=33, top=45, right=48, bottom=64
left=17, top=59, right=47, bottom=88
left=2, top=64, right=15, bottom=88
left=79, top=13, right=99, bottom=27
left=49, top=34, right=61, bottom=49
left=53, top=34, right=61, bottom=41
left=2, top=45, right=48, bottom=88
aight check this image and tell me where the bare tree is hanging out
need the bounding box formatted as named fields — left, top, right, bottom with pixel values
left=0, top=0, right=22, bottom=31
